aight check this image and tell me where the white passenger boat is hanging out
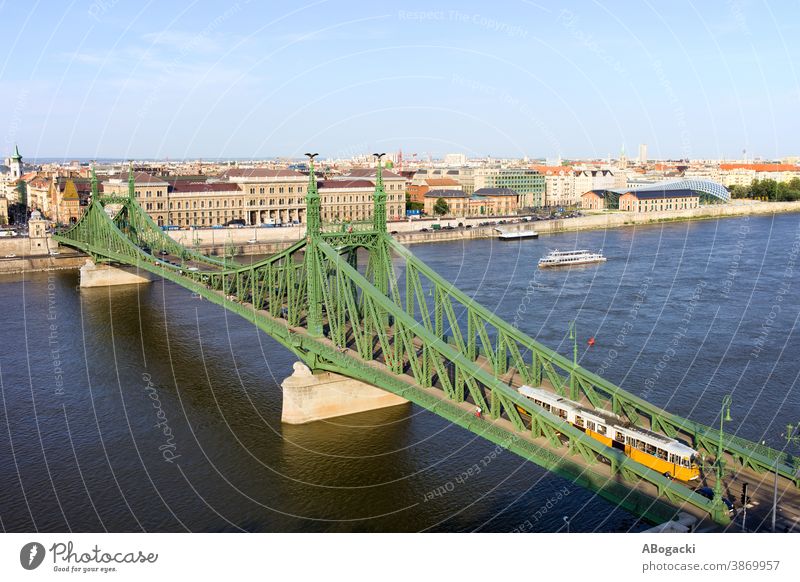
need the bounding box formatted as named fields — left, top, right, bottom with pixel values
left=538, top=249, right=606, bottom=268
left=496, top=228, right=539, bottom=240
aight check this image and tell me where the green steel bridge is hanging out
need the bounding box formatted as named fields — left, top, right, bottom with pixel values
left=54, top=160, right=799, bottom=528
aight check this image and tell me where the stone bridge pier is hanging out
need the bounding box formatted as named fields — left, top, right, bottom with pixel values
left=281, top=362, right=408, bottom=424
left=79, top=259, right=152, bottom=287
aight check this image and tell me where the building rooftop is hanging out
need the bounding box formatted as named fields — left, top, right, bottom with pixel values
left=474, top=187, right=519, bottom=197
left=168, top=181, right=241, bottom=193
left=318, top=179, right=375, bottom=189
left=345, top=168, right=403, bottom=180
left=424, top=189, right=469, bottom=198
left=621, top=188, right=699, bottom=200
left=104, top=171, right=168, bottom=185
left=425, top=178, right=460, bottom=186
left=719, top=163, right=800, bottom=172
left=220, top=168, right=304, bottom=180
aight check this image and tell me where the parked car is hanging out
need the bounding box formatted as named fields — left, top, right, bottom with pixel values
left=224, top=219, right=246, bottom=227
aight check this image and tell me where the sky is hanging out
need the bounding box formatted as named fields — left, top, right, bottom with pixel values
left=0, top=0, right=798, bottom=161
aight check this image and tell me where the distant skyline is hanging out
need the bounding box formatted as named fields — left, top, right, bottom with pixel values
left=1, top=1, right=798, bottom=160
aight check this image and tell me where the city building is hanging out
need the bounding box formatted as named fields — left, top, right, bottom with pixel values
left=619, top=190, right=699, bottom=212
left=423, top=187, right=520, bottom=217
left=423, top=189, right=470, bottom=216
left=581, top=179, right=726, bottom=210
left=8, top=145, right=23, bottom=180
left=444, top=153, right=467, bottom=166
left=408, top=177, right=462, bottom=204
left=573, top=168, right=622, bottom=195
left=581, top=190, right=607, bottom=210
left=473, top=168, right=544, bottom=208
left=166, top=180, right=245, bottom=227
left=24, top=175, right=84, bottom=224
left=95, top=166, right=406, bottom=228
left=638, top=144, right=648, bottom=164
left=102, top=172, right=172, bottom=225
left=533, top=166, right=575, bottom=208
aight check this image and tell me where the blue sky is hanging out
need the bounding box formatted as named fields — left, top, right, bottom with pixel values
left=0, top=0, right=798, bottom=160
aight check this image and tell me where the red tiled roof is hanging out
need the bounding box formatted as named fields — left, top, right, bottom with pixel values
left=221, top=168, right=303, bottom=179
left=169, top=181, right=240, bottom=193
left=105, top=171, right=167, bottom=184
left=532, top=165, right=573, bottom=175
left=345, top=168, right=403, bottom=179
left=719, top=163, right=800, bottom=172
left=318, top=179, right=375, bottom=189
left=425, top=178, right=460, bottom=186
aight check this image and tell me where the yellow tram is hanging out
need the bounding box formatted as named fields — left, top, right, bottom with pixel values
left=516, top=385, right=700, bottom=481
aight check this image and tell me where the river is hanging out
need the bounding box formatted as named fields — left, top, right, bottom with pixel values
left=1, top=214, right=799, bottom=532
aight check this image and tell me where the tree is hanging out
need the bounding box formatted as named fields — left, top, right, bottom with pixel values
left=433, top=197, right=449, bottom=216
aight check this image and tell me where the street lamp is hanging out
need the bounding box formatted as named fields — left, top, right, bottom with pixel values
left=712, top=394, right=732, bottom=521
left=562, top=515, right=570, bottom=533
left=772, top=421, right=800, bottom=532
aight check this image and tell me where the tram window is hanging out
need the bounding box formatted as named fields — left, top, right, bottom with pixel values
left=534, top=399, right=542, bottom=406
left=558, top=409, right=567, bottom=419
left=616, top=431, right=625, bottom=442
left=587, top=421, right=595, bottom=431
left=575, top=416, right=584, bottom=427
left=645, top=444, right=656, bottom=455
left=597, top=425, right=607, bottom=435
left=656, top=448, right=667, bottom=460
left=543, top=404, right=551, bottom=412
left=669, top=454, right=677, bottom=464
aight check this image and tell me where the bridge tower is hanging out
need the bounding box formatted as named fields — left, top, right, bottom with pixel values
left=128, top=163, right=136, bottom=202
left=370, top=153, right=390, bottom=300
left=372, top=152, right=387, bottom=233
left=304, top=153, right=323, bottom=338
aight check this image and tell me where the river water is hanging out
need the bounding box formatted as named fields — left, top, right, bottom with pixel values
left=1, top=214, right=799, bottom=532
